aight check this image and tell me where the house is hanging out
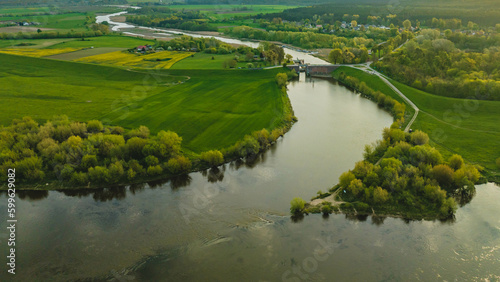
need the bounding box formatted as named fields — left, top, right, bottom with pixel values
left=137, top=45, right=147, bottom=51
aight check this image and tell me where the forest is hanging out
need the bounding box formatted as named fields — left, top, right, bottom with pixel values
left=259, top=0, right=500, bottom=27
left=373, top=28, right=500, bottom=100
left=126, top=7, right=218, bottom=32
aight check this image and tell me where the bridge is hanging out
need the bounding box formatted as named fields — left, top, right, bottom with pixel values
left=287, top=64, right=340, bottom=77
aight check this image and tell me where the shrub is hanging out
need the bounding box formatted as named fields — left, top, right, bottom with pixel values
left=88, top=166, right=110, bottom=183
left=321, top=202, right=333, bottom=215
left=410, top=130, right=429, bottom=145
left=200, top=150, right=224, bottom=167
left=432, top=164, right=454, bottom=189
left=70, top=171, right=88, bottom=185
left=339, top=171, right=356, bottom=188
left=81, top=154, right=98, bottom=170
left=373, top=187, right=389, bottom=204
left=290, top=197, right=306, bottom=215
left=147, top=165, right=163, bottom=176
left=448, top=154, right=464, bottom=170
left=87, top=120, right=103, bottom=133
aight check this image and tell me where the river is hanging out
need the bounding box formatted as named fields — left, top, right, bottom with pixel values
left=0, top=10, right=499, bottom=282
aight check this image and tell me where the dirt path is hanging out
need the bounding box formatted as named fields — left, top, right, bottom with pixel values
left=309, top=189, right=344, bottom=207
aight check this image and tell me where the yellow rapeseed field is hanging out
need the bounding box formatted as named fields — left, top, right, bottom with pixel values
left=0, top=48, right=82, bottom=57
left=75, top=50, right=193, bottom=69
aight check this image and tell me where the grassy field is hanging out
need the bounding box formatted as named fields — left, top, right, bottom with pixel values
left=0, top=12, right=88, bottom=31
left=46, top=35, right=156, bottom=49
left=75, top=50, right=194, bottom=69
left=334, top=67, right=500, bottom=179
left=171, top=52, right=257, bottom=69
left=100, top=69, right=287, bottom=152
left=0, top=53, right=183, bottom=126
left=0, top=7, right=52, bottom=15
left=46, top=47, right=126, bottom=60
left=0, top=38, right=73, bottom=49
left=0, top=53, right=286, bottom=153
left=0, top=47, right=82, bottom=57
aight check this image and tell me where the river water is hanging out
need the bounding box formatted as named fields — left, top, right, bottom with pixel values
left=0, top=10, right=499, bottom=282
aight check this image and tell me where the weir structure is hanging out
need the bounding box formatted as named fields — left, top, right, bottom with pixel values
left=287, top=64, right=340, bottom=77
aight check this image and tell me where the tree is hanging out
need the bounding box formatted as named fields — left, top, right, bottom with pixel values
left=245, top=52, right=254, bottom=61
left=328, top=48, right=343, bottom=64
left=275, top=73, right=288, bottom=87
left=496, top=157, right=500, bottom=169
left=403, top=20, right=411, bottom=30
left=410, top=130, right=429, bottom=145
left=432, top=164, right=454, bottom=188
left=347, top=179, right=364, bottom=196
left=351, top=20, right=357, bottom=28
left=87, top=120, right=103, bottom=133
left=88, top=166, right=110, bottom=183
left=290, top=197, right=306, bottom=215
left=339, top=171, right=356, bottom=188
left=200, top=150, right=224, bottom=167
left=449, top=154, right=464, bottom=170
left=373, top=187, right=389, bottom=203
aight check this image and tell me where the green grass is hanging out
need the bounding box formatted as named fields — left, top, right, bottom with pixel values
left=0, top=52, right=182, bottom=126
left=0, top=53, right=286, bottom=153
left=333, top=66, right=415, bottom=126
left=333, top=66, right=500, bottom=179
left=171, top=52, right=259, bottom=69
left=45, top=35, right=156, bottom=49
left=0, top=12, right=88, bottom=30
left=0, top=7, right=52, bottom=15
left=100, top=69, right=286, bottom=152
left=45, top=47, right=126, bottom=60
left=0, top=38, right=71, bottom=49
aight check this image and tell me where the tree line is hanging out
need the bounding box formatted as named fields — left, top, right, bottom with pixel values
left=0, top=71, right=297, bottom=188
left=373, top=29, right=500, bottom=100
left=294, top=127, right=481, bottom=219
left=125, top=7, right=217, bottom=32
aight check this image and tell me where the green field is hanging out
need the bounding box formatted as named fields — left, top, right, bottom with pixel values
left=46, top=47, right=126, bottom=60
left=0, top=7, right=52, bottom=15
left=334, top=67, right=500, bottom=179
left=100, top=68, right=286, bottom=152
left=0, top=53, right=286, bottom=153
left=0, top=38, right=72, bottom=49
left=46, top=35, right=156, bottom=49
left=171, top=52, right=257, bottom=69
left=0, top=12, right=88, bottom=30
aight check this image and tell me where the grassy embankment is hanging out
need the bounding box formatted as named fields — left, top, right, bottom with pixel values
left=333, top=66, right=500, bottom=182
left=0, top=52, right=290, bottom=154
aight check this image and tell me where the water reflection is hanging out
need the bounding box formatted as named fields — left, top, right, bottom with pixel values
left=9, top=155, right=275, bottom=203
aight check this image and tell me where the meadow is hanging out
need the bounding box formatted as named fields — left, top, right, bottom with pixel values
left=46, top=35, right=156, bottom=48
left=46, top=47, right=126, bottom=60
left=0, top=53, right=286, bottom=153
left=75, top=50, right=194, bottom=69
left=170, top=52, right=255, bottom=69
left=0, top=12, right=88, bottom=31
left=0, top=53, right=183, bottom=127
left=100, top=69, right=287, bottom=152
left=0, top=47, right=81, bottom=57
left=334, top=67, right=500, bottom=179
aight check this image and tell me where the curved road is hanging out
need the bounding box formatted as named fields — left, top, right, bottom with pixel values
left=344, top=60, right=419, bottom=132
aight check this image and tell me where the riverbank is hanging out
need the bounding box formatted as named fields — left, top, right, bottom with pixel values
left=333, top=66, right=500, bottom=184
